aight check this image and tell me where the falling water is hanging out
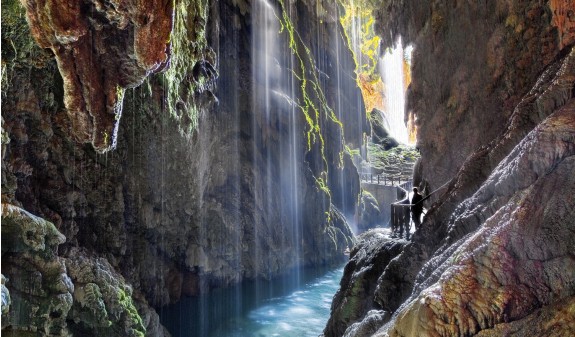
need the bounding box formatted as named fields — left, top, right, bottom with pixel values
left=252, top=0, right=276, bottom=289
left=251, top=0, right=303, bottom=291
left=158, top=0, right=349, bottom=335
left=333, top=9, right=348, bottom=221
left=381, top=38, right=409, bottom=144
left=283, top=3, right=303, bottom=288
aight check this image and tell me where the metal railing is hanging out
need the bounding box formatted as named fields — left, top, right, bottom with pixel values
left=390, top=184, right=411, bottom=237
left=360, top=173, right=411, bottom=186
left=388, top=179, right=451, bottom=239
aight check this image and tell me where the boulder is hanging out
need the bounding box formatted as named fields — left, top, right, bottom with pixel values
left=323, top=229, right=407, bottom=337
left=356, top=191, right=382, bottom=231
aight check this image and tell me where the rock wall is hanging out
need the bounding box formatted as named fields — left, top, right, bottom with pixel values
left=358, top=183, right=399, bottom=228
left=377, top=0, right=574, bottom=195
left=325, top=0, right=575, bottom=336
left=2, top=0, right=364, bottom=335
left=324, top=229, right=407, bottom=337
left=21, top=0, right=173, bottom=152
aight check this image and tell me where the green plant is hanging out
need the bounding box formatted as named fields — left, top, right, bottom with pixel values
left=276, top=0, right=350, bottom=203
left=163, top=0, right=215, bottom=135
left=367, top=142, right=420, bottom=176
left=115, top=288, right=145, bottom=337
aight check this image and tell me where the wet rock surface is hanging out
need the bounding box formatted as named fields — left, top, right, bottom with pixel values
left=323, top=229, right=407, bottom=337
left=21, top=0, right=174, bottom=152
left=2, top=0, right=362, bottom=335
left=325, top=0, right=575, bottom=336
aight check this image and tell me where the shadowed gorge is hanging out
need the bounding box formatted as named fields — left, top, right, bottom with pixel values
left=2, top=0, right=574, bottom=337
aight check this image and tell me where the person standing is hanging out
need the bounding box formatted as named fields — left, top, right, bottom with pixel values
left=411, top=187, right=424, bottom=229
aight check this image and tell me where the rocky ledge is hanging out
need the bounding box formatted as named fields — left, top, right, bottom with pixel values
left=1, top=203, right=168, bottom=337
left=324, top=229, right=407, bottom=337
left=21, top=0, right=173, bottom=152
left=324, top=0, right=575, bottom=335
left=326, top=76, right=575, bottom=335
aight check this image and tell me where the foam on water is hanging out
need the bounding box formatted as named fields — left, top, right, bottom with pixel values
left=160, top=265, right=345, bottom=337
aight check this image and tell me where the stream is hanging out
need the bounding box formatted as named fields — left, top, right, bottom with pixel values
left=160, top=264, right=345, bottom=337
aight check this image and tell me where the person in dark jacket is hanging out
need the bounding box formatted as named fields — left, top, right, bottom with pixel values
left=411, top=187, right=424, bottom=229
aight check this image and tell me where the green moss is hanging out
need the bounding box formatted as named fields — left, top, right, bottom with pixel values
left=360, top=189, right=375, bottom=200
left=341, top=279, right=363, bottom=319
left=367, top=143, right=420, bottom=177
left=277, top=0, right=348, bottom=203
left=1, top=0, right=53, bottom=98
left=163, top=0, right=215, bottom=135
left=315, top=175, right=332, bottom=198
left=345, top=144, right=360, bottom=157
left=81, top=283, right=110, bottom=326
left=115, top=288, right=145, bottom=337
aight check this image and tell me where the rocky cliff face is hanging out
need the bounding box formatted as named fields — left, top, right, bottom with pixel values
left=378, top=0, right=574, bottom=195
left=325, top=0, right=575, bottom=336
left=21, top=0, right=173, bottom=152
left=2, top=0, right=364, bottom=336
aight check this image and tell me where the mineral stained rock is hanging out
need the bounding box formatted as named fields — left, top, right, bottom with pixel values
left=21, top=0, right=174, bottom=152
left=383, top=103, right=575, bottom=337
left=325, top=0, right=575, bottom=336
left=474, top=296, right=575, bottom=337
left=3, top=1, right=361, bottom=335
left=324, top=229, right=406, bottom=336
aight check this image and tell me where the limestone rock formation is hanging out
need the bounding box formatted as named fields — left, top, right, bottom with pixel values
left=20, top=0, right=174, bottom=152
left=324, top=229, right=406, bottom=336
left=474, top=296, right=575, bottom=337
left=2, top=0, right=362, bottom=335
left=65, top=248, right=169, bottom=337
left=356, top=191, right=382, bottom=231
left=382, top=102, right=575, bottom=337
left=376, top=0, right=573, bottom=197
left=0, top=204, right=166, bottom=337
left=1, top=204, right=72, bottom=336
left=325, top=0, right=575, bottom=336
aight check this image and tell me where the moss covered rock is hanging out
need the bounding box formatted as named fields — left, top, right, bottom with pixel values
left=1, top=204, right=73, bottom=336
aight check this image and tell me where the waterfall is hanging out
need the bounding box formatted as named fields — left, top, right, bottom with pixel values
left=251, top=0, right=302, bottom=286
left=380, top=38, right=409, bottom=144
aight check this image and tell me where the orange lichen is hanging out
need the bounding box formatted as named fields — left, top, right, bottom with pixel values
left=358, top=74, right=384, bottom=113
left=549, top=0, right=575, bottom=50
left=406, top=111, right=417, bottom=144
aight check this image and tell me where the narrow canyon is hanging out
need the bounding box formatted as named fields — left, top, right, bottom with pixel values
left=1, top=0, right=574, bottom=336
